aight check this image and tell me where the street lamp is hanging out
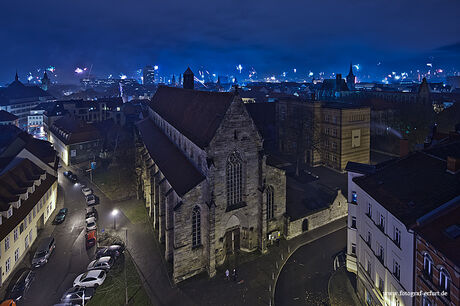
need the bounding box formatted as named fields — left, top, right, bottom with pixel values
left=112, top=209, right=119, bottom=230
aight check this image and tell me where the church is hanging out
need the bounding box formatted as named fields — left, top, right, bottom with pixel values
left=135, top=68, right=286, bottom=283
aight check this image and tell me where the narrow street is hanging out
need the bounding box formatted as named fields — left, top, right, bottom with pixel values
left=274, top=228, right=346, bottom=306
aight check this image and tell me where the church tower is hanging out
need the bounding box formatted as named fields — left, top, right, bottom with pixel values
left=41, top=71, right=51, bottom=91
left=346, top=62, right=356, bottom=90
left=183, top=67, right=194, bottom=90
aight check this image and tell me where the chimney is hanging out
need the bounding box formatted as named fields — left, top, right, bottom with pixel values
left=336, top=74, right=342, bottom=81
left=399, top=138, right=409, bottom=157
left=447, top=156, right=460, bottom=174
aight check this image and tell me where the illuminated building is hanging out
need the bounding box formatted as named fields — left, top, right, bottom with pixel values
left=143, top=65, right=156, bottom=85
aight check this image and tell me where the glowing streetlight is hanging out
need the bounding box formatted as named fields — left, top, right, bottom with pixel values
left=112, top=209, right=119, bottom=230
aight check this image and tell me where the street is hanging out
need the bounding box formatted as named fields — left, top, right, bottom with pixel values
left=274, top=228, right=346, bottom=306
left=16, top=167, right=132, bottom=306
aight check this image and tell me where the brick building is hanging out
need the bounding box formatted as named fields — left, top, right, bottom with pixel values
left=415, top=204, right=460, bottom=306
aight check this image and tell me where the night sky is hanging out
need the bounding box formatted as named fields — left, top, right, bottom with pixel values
left=2, top=0, right=460, bottom=84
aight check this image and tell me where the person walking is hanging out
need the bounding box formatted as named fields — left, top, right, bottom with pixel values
left=225, top=269, right=230, bottom=280
left=232, top=268, right=238, bottom=282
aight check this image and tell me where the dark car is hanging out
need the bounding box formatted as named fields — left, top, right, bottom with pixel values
left=69, top=174, right=78, bottom=184
left=53, top=208, right=68, bottom=224
left=7, top=270, right=34, bottom=301
left=95, top=245, right=125, bottom=259
left=86, top=210, right=98, bottom=220
left=60, top=286, right=94, bottom=304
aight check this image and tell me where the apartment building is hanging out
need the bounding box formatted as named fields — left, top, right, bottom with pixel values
left=345, top=141, right=460, bottom=306
left=0, top=158, right=57, bottom=286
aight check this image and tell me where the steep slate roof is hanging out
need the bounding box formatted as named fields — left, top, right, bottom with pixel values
left=50, top=116, right=101, bottom=145
left=0, top=79, right=53, bottom=105
left=136, top=118, right=205, bottom=197
left=0, top=110, right=18, bottom=122
left=150, top=86, right=235, bottom=148
left=353, top=151, right=460, bottom=228
left=0, top=171, right=56, bottom=242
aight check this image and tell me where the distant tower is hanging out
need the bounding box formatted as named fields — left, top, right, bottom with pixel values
left=346, top=62, right=356, bottom=90
left=183, top=67, right=194, bottom=90
left=143, top=65, right=155, bottom=85
left=171, top=74, right=176, bottom=86
left=41, top=71, right=51, bottom=91
left=15, top=70, right=19, bottom=82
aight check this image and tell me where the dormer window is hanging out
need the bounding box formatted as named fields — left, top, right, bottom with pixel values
left=7, top=207, right=13, bottom=218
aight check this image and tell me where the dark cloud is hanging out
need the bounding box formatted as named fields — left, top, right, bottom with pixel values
left=1, top=0, right=459, bottom=83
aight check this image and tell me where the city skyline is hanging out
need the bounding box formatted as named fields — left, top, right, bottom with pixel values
left=1, top=0, right=460, bottom=84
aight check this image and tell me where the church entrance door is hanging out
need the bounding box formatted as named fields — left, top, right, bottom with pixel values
left=224, top=228, right=240, bottom=254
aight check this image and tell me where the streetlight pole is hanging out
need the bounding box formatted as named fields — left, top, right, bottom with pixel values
left=112, top=209, right=119, bottom=230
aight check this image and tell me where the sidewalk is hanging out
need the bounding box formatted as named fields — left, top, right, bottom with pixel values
left=328, top=267, right=361, bottom=306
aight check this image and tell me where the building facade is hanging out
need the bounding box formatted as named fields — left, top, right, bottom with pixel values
left=346, top=143, right=460, bottom=306
left=0, top=158, right=57, bottom=287
left=135, top=85, right=286, bottom=283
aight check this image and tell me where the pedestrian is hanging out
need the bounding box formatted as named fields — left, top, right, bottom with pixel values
left=225, top=269, right=229, bottom=280
left=232, top=268, right=238, bottom=281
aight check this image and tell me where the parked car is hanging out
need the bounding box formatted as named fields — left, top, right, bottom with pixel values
left=73, top=270, right=106, bottom=288
left=85, top=194, right=96, bottom=206
left=60, top=286, right=94, bottom=304
left=86, top=217, right=97, bottom=231
left=87, top=256, right=114, bottom=271
left=53, top=208, right=68, bottom=224
left=69, top=174, right=78, bottom=184
left=86, top=230, right=97, bottom=249
left=32, top=237, right=55, bottom=268
left=63, top=171, right=73, bottom=178
left=82, top=187, right=93, bottom=196
left=95, top=245, right=125, bottom=260
left=7, top=270, right=34, bottom=301
left=86, top=207, right=98, bottom=220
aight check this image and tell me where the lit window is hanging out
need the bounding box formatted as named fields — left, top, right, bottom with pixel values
left=439, top=268, right=450, bottom=296
left=192, top=206, right=201, bottom=247
left=266, top=186, right=274, bottom=220
left=423, top=253, right=433, bottom=279
left=351, top=191, right=357, bottom=203
left=393, top=260, right=400, bottom=280
left=226, top=152, right=243, bottom=207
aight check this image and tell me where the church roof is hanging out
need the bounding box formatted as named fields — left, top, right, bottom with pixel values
left=0, top=77, right=53, bottom=105
left=150, top=86, right=236, bottom=148
left=184, top=67, right=193, bottom=75
left=136, top=118, right=205, bottom=196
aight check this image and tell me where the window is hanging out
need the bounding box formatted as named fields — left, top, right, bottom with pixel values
left=393, top=260, right=400, bottom=280
left=4, top=236, right=10, bottom=251
left=394, top=227, right=401, bottom=247
left=33, top=206, right=36, bottom=218
left=379, top=214, right=385, bottom=232
left=351, top=243, right=356, bottom=255
left=367, top=203, right=372, bottom=218
left=422, top=296, right=432, bottom=306
left=28, top=213, right=32, bottom=224
left=24, top=217, right=28, bottom=229
left=378, top=276, right=384, bottom=294
left=5, top=258, right=11, bottom=273
left=365, top=289, right=372, bottom=305
left=192, top=206, right=201, bottom=247
left=266, top=186, right=274, bottom=220
left=226, top=152, right=243, bottom=207
left=7, top=207, right=12, bottom=218
left=13, top=228, right=18, bottom=242
left=439, top=268, right=450, bottom=296
left=423, top=253, right=433, bottom=280
left=351, top=191, right=357, bottom=204
left=351, top=216, right=357, bottom=229
left=14, top=248, right=19, bottom=262
left=25, top=236, right=29, bottom=248
left=366, top=259, right=372, bottom=276
left=378, top=244, right=384, bottom=263
left=29, top=230, right=33, bottom=243
left=367, top=231, right=372, bottom=246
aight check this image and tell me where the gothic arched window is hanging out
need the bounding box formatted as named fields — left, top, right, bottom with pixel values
left=266, top=185, right=274, bottom=220
left=226, top=152, right=243, bottom=207
left=192, top=206, right=201, bottom=247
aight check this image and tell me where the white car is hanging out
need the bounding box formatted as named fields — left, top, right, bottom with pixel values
left=87, top=256, right=114, bottom=271
left=73, top=270, right=106, bottom=288
left=86, top=217, right=97, bottom=231
left=82, top=187, right=93, bottom=196
left=86, top=194, right=96, bottom=206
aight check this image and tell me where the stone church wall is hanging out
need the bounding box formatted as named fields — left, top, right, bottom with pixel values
left=287, top=190, right=347, bottom=239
